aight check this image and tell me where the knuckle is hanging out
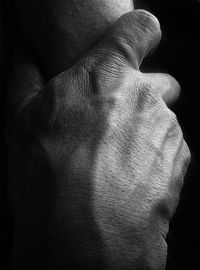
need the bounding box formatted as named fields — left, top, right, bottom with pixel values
left=116, top=10, right=161, bottom=58
left=134, top=81, right=160, bottom=111
left=132, top=9, right=161, bottom=40
left=135, top=9, right=160, bottom=28
left=165, top=108, right=179, bottom=128
left=120, top=9, right=161, bottom=34
left=167, top=110, right=184, bottom=141
left=169, top=113, right=179, bottom=131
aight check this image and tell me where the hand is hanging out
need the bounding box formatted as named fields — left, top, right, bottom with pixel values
left=15, top=0, right=134, bottom=77
left=8, top=9, right=191, bottom=270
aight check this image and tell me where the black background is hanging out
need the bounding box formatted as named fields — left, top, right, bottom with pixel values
left=4, top=0, right=200, bottom=269
left=135, top=0, right=200, bottom=269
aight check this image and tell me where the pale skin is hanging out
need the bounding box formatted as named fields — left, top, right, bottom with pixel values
left=8, top=1, right=191, bottom=269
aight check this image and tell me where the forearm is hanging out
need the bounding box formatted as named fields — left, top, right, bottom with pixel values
left=14, top=0, right=134, bottom=78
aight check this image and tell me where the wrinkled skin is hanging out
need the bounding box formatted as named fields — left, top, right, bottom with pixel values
left=15, top=0, right=134, bottom=78
left=8, top=10, right=190, bottom=270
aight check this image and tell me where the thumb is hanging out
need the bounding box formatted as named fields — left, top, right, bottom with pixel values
left=81, top=9, right=161, bottom=71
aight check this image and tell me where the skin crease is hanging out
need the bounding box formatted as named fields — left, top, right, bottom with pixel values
left=7, top=1, right=191, bottom=270
left=15, top=0, right=134, bottom=78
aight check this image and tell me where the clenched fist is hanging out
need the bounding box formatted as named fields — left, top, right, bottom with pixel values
left=8, top=10, right=190, bottom=270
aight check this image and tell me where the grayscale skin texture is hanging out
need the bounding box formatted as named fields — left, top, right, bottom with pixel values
left=8, top=2, right=191, bottom=270
left=15, top=0, right=134, bottom=78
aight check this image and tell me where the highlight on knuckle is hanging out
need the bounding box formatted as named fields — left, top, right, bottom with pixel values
left=118, top=10, right=161, bottom=50
left=137, top=10, right=160, bottom=31
left=133, top=9, right=161, bottom=40
left=162, top=109, right=184, bottom=144
left=165, top=108, right=179, bottom=128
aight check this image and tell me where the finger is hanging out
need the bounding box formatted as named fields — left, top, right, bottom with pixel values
left=83, top=9, right=161, bottom=70
left=143, top=73, right=181, bottom=106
